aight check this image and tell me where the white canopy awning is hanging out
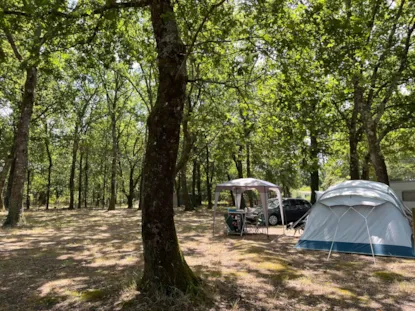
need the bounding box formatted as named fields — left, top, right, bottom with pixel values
left=213, top=178, right=285, bottom=236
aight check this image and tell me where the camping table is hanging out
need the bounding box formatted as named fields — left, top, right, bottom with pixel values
left=226, top=210, right=247, bottom=236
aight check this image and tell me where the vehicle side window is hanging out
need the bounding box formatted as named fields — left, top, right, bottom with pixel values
left=294, top=200, right=304, bottom=210
left=284, top=200, right=296, bottom=210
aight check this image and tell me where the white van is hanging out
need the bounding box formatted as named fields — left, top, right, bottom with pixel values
left=390, top=181, right=415, bottom=209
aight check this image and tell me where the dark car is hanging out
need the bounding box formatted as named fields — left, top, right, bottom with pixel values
left=246, top=198, right=311, bottom=226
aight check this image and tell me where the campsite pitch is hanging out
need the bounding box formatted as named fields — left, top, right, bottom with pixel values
left=0, top=208, right=414, bottom=311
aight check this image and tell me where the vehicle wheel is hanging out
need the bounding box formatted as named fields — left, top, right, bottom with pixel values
left=268, top=215, right=278, bottom=226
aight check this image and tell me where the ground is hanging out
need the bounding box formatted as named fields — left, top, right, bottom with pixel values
left=0, top=208, right=414, bottom=311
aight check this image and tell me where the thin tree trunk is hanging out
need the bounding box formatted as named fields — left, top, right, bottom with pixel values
left=192, top=159, right=196, bottom=206
left=102, top=159, right=107, bottom=208
left=246, top=142, right=254, bottom=207
left=108, top=99, right=117, bottom=211
left=227, top=173, right=236, bottom=206
left=0, top=156, right=11, bottom=210
left=84, top=147, right=88, bottom=209
left=205, top=144, right=212, bottom=209
left=310, top=133, right=319, bottom=204
left=196, top=160, right=201, bottom=206
left=77, top=149, right=83, bottom=209
left=127, top=167, right=134, bottom=209
left=233, top=149, right=245, bottom=209
left=69, top=126, right=79, bottom=210
left=182, top=165, right=194, bottom=211
left=26, top=168, right=31, bottom=210
left=138, top=126, right=148, bottom=211
left=4, top=66, right=37, bottom=227
left=45, top=125, right=52, bottom=210
left=141, top=0, right=198, bottom=292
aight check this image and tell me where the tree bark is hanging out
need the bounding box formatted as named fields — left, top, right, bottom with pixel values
left=44, top=124, right=52, bottom=210
left=4, top=66, right=37, bottom=227
left=365, top=121, right=389, bottom=184
left=141, top=0, right=198, bottom=293
left=69, top=126, right=79, bottom=210
left=0, top=156, right=11, bottom=210
left=77, top=149, right=83, bottom=209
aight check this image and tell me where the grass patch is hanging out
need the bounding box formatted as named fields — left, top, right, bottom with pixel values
left=373, top=271, right=404, bottom=282
left=80, top=289, right=108, bottom=301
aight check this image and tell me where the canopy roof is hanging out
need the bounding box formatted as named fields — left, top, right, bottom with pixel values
left=215, top=178, right=280, bottom=193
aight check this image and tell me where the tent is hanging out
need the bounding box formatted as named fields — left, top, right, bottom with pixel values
left=212, top=178, right=284, bottom=236
left=296, top=180, right=414, bottom=259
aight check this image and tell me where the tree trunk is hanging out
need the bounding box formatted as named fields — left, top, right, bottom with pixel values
left=141, top=0, right=198, bottom=293
left=25, top=168, right=31, bottom=210
left=0, top=156, right=11, bottom=210
left=361, top=111, right=389, bottom=184
left=69, top=126, right=79, bottom=210
left=77, top=149, right=83, bottom=209
left=127, top=167, right=134, bottom=209
left=196, top=160, right=201, bottom=206
left=233, top=150, right=245, bottom=209
left=84, top=147, right=89, bottom=209
left=361, top=152, right=371, bottom=180
left=181, top=165, right=194, bottom=211
left=192, top=159, right=196, bottom=206
left=108, top=105, right=117, bottom=211
left=310, top=133, right=319, bottom=204
left=349, top=129, right=360, bottom=180
left=45, top=126, right=52, bottom=210
left=246, top=142, right=254, bottom=207
left=102, top=158, right=107, bottom=208
left=4, top=66, right=37, bottom=227
left=205, top=144, right=212, bottom=209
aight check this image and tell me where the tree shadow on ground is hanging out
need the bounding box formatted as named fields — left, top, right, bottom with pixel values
left=0, top=208, right=414, bottom=311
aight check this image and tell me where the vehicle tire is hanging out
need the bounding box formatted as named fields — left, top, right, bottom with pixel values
left=268, top=214, right=279, bottom=226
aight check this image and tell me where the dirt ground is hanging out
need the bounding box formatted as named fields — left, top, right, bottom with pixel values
left=0, top=208, right=414, bottom=311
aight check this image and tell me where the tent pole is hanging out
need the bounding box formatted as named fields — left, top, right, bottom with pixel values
left=327, top=221, right=340, bottom=260
left=365, top=218, right=376, bottom=265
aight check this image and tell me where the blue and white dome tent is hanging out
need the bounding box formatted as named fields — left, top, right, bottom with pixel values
left=296, top=180, right=414, bottom=260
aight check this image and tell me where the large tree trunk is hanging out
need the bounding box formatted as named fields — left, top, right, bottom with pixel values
left=4, top=67, right=37, bottom=227
left=108, top=106, right=117, bottom=211
left=361, top=152, right=371, bottom=180
left=141, top=0, right=198, bottom=292
left=0, top=156, right=12, bottom=210
left=77, top=149, right=83, bottom=209
left=310, top=133, right=319, bottom=204
left=365, top=123, right=389, bottom=184
left=45, top=126, right=52, bottom=210
left=69, top=126, right=79, bottom=210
